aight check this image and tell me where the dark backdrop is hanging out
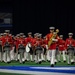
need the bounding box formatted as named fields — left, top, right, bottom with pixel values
left=0, top=0, right=75, bottom=39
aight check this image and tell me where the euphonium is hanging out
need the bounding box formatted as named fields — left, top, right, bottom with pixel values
left=48, top=29, right=59, bottom=47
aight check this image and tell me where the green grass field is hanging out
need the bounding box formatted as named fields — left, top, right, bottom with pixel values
left=0, top=72, right=31, bottom=75
left=0, top=61, right=75, bottom=66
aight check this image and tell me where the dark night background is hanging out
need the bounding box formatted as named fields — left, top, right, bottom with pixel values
left=0, top=0, right=75, bottom=39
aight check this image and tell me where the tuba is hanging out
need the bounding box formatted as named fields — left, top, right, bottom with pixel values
left=48, top=29, right=59, bottom=47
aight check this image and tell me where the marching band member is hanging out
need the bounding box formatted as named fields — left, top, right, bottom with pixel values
left=58, top=35, right=66, bottom=62
left=65, top=33, right=75, bottom=64
left=39, top=34, right=45, bottom=61
left=25, top=32, right=33, bottom=61
left=17, top=33, right=26, bottom=63
left=35, top=34, right=43, bottom=64
left=2, top=30, right=13, bottom=63
left=31, top=33, right=37, bottom=61
left=46, top=27, right=59, bottom=67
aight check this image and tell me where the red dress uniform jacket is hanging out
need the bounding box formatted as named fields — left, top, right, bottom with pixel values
left=35, top=39, right=43, bottom=47
left=58, top=39, right=66, bottom=51
left=31, top=38, right=37, bottom=47
left=17, top=38, right=26, bottom=49
left=46, top=33, right=59, bottom=50
left=24, top=38, right=28, bottom=45
left=26, top=37, right=33, bottom=43
left=26, top=37, right=33, bottom=46
left=2, top=35, right=13, bottom=47
left=65, top=38, right=75, bottom=49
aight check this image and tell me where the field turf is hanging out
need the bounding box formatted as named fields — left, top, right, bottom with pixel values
left=0, top=61, right=75, bottom=66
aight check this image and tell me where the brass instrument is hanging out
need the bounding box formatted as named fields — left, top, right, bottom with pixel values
left=48, top=29, right=59, bottom=47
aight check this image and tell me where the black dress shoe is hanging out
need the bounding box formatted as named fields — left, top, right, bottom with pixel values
left=23, top=61, right=25, bottom=64
left=71, top=62, right=74, bottom=64
left=64, top=61, right=66, bottom=63
left=51, top=64, right=54, bottom=67
left=7, top=62, right=11, bottom=64
left=39, top=61, right=42, bottom=64
left=55, top=62, right=57, bottom=65
left=25, top=60, right=27, bottom=62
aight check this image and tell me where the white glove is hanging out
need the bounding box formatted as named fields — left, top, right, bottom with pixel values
left=52, top=39, right=58, bottom=42
left=46, top=45, right=48, bottom=50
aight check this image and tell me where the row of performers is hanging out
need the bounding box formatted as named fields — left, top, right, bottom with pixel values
left=0, top=28, right=75, bottom=67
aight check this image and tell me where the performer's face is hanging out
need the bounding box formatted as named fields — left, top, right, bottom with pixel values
left=6, top=33, right=9, bottom=35
left=50, top=29, right=54, bottom=33
left=17, top=37, right=19, bottom=38
left=28, top=34, right=32, bottom=37
left=69, top=35, right=72, bottom=38
left=20, top=36, right=23, bottom=38
left=60, top=37, right=63, bottom=39
left=34, top=36, right=37, bottom=38
left=37, top=37, right=40, bottom=40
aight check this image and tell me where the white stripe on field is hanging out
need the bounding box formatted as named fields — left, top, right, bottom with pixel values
left=30, top=67, right=75, bottom=70
left=0, top=69, right=74, bottom=75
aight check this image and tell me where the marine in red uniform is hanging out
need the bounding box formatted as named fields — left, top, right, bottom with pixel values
left=17, top=33, right=26, bottom=63
left=58, top=35, right=65, bottom=51
left=26, top=32, right=33, bottom=53
left=13, top=34, right=20, bottom=61
left=35, top=34, right=43, bottom=47
left=58, top=35, right=66, bottom=62
left=17, top=33, right=26, bottom=47
left=31, top=33, right=39, bottom=61
left=31, top=34, right=37, bottom=51
left=46, top=27, right=59, bottom=67
left=65, top=33, right=75, bottom=49
left=2, top=32, right=12, bottom=47
left=65, top=33, right=75, bottom=64
left=26, top=32, right=33, bottom=43
left=2, top=30, right=13, bottom=63
left=35, top=34, right=43, bottom=64
left=25, top=32, right=34, bottom=61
